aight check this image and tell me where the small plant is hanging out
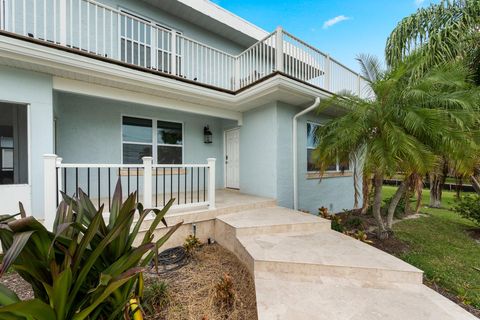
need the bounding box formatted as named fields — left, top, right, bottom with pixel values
left=343, top=216, right=363, bottom=230
left=214, top=273, right=235, bottom=309
left=354, top=230, right=373, bottom=244
left=183, top=234, right=201, bottom=254
left=454, top=195, right=480, bottom=226
left=0, top=180, right=182, bottom=320
left=142, top=280, right=170, bottom=315
left=318, top=206, right=329, bottom=219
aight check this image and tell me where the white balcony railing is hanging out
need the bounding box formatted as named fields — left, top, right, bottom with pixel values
left=0, top=0, right=370, bottom=97
left=43, top=154, right=216, bottom=230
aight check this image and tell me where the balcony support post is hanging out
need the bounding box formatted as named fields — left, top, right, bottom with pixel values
left=325, top=54, right=331, bottom=91
left=275, top=26, right=284, bottom=73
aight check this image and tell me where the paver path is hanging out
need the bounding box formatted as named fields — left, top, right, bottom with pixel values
left=214, top=206, right=478, bottom=320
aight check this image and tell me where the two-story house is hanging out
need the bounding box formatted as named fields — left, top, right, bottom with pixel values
left=0, top=0, right=370, bottom=224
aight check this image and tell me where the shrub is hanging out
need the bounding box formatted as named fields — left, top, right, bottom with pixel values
left=343, top=216, right=363, bottom=230
left=214, top=273, right=235, bottom=309
left=183, top=234, right=201, bottom=254
left=0, top=180, right=182, bottom=320
left=454, top=195, right=480, bottom=226
left=143, top=280, right=169, bottom=315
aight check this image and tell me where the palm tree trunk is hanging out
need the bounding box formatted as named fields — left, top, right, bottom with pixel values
left=372, top=171, right=388, bottom=239
left=429, top=173, right=445, bottom=208
left=415, top=177, right=423, bottom=214
left=386, top=180, right=407, bottom=229
left=360, top=174, right=371, bottom=214
left=429, top=159, right=448, bottom=208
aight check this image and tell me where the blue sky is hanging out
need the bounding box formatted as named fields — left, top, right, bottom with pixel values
left=213, top=0, right=436, bottom=72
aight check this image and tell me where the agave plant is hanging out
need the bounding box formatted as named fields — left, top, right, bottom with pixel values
left=0, top=180, right=182, bottom=320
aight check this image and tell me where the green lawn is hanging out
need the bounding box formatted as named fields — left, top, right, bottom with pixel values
left=382, top=186, right=480, bottom=308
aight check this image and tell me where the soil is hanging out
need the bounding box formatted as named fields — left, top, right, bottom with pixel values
left=144, top=243, right=257, bottom=320
left=467, top=228, right=480, bottom=244
left=0, top=271, right=33, bottom=301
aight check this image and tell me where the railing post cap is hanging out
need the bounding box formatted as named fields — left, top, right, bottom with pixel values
left=207, top=158, right=216, bottom=162
left=43, top=154, right=58, bottom=159
left=142, top=156, right=153, bottom=161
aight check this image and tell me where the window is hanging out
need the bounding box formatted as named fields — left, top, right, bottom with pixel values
left=307, top=122, right=349, bottom=172
left=0, top=103, right=28, bottom=185
left=120, top=9, right=182, bottom=75
left=122, top=116, right=183, bottom=164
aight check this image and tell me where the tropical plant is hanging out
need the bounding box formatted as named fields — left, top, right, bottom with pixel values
left=454, top=194, right=480, bottom=226
left=183, top=234, right=201, bottom=255
left=385, top=0, right=480, bottom=206
left=312, top=54, right=480, bottom=239
left=0, top=181, right=182, bottom=320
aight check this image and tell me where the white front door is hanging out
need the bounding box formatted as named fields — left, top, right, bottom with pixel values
left=225, top=128, right=240, bottom=189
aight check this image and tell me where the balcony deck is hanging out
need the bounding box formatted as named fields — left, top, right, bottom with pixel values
left=0, top=0, right=372, bottom=98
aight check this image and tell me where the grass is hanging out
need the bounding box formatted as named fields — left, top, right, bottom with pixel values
left=382, top=186, right=480, bottom=308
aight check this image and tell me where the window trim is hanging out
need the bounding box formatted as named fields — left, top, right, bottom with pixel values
left=119, top=8, right=183, bottom=73
left=121, top=114, right=184, bottom=165
left=306, top=121, right=350, bottom=173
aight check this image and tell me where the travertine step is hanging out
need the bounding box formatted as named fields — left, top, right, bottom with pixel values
left=238, top=230, right=423, bottom=285
left=214, top=207, right=331, bottom=266
left=255, top=271, right=477, bottom=320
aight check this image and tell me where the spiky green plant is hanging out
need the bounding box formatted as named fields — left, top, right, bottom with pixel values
left=0, top=180, right=182, bottom=320
left=312, top=54, right=480, bottom=238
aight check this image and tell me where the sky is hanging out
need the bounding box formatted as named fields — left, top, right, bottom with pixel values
left=212, top=0, right=436, bottom=72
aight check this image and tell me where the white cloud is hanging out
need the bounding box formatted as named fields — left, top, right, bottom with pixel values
left=415, top=0, right=425, bottom=6
left=322, top=15, right=351, bottom=29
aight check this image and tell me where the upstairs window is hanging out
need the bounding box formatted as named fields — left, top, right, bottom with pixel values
left=122, top=116, right=183, bottom=164
left=307, top=122, right=349, bottom=172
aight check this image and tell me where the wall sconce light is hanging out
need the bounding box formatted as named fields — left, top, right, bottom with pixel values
left=204, top=126, right=212, bottom=144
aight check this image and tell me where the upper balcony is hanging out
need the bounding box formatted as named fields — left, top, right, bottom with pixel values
left=0, top=0, right=371, bottom=98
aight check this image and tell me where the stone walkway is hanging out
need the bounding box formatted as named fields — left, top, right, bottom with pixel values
left=214, top=206, right=478, bottom=320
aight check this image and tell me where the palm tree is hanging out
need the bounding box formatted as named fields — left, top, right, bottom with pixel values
left=312, top=54, right=479, bottom=239
left=385, top=0, right=480, bottom=206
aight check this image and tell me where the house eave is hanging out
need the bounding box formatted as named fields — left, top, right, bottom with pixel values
left=0, top=34, right=335, bottom=114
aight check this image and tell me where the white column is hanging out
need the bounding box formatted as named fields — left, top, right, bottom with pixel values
left=56, top=157, right=63, bottom=204
left=142, top=156, right=153, bottom=208
left=207, top=158, right=216, bottom=209
left=59, top=0, right=67, bottom=45
left=357, top=74, right=361, bottom=97
left=275, top=26, right=284, bottom=73
left=325, top=54, right=331, bottom=91
left=170, top=31, right=177, bottom=75
left=43, top=154, right=58, bottom=231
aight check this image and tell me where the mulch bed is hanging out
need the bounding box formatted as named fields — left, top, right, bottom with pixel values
left=144, top=243, right=257, bottom=320
left=0, top=244, right=258, bottom=320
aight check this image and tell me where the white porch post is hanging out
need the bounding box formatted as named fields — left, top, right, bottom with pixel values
left=275, top=26, right=284, bottom=73
left=43, top=154, right=58, bottom=230
left=207, top=158, right=216, bottom=209
left=325, top=55, right=331, bottom=91
left=142, top=156, right=153, bottom=208
left=56, top=157, right=63, bottom=205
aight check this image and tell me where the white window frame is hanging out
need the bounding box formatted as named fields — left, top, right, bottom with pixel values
left=119, top=8, right=183, bottom=73
left=121, top=115, right=184, bottom=165
left=307, top=121, right=349, bottom=173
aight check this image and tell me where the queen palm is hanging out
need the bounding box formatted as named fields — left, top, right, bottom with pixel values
left=385, top=0, right=480, bottom=206
left=312, top=54, right=479, bottom=238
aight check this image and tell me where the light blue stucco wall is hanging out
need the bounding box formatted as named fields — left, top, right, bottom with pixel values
left=296, top=111, right=357, bottom=214
left=238, top=101, right=357, bottom=214
left=97, top=0, right=246, bottom=55
left=239, top=102, right=277, bottom=198
left=54, top=92, right=234, bottom=188
left=0, top=66, right=54, bottom=218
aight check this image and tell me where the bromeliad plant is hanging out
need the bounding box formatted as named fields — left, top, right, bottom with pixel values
left=0, top=180, right=182, bottom=320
